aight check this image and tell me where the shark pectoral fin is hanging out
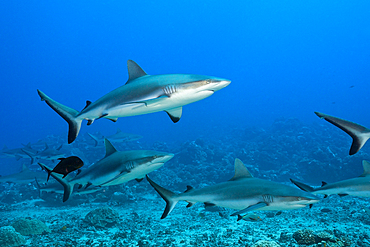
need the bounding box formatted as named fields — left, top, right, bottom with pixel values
left=230, top=202, right=268, bottom=216
left=290, top=179, right=315, bottom=192
left=338, top=193, right=349, bottom=197
left=165, top=107, right=183, bottom=123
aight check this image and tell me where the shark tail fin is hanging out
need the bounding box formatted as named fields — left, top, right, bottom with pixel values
left=290, top=179, right=315, bottom=192
left=146, top=175, right=179, bottom=219
left=38, top=163, right=73, bottom=202
left=87, top=133, right=99, bottom=147
left=314, top=112, right=370, bottom=155
left=37, top=90, right=82, bottom=144
left=35, top=177, right=42, bottom=198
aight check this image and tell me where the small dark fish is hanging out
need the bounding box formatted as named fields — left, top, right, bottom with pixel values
left=45, top=156, right=84, bottom=182
left=321, top=208, right=331, bottom=213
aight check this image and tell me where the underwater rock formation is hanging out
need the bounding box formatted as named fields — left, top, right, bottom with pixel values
left=0, top=226, right=26, bottom=247
left=251, top=240, right=281, bottom=247
left=11, top=218, right=50, bottom=236
left=83, top=207, right=120, bottom=228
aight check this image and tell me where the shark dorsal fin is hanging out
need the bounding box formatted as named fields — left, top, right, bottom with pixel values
left=116, top=128, right=122, bottom=134
left=229, top=158, right=253, bottom=181
left=126, top=60, right=147, bottom=84
left=104, top=138, right=117, bottom=157
left=22, top=163, right=29, bottom=172
left=360, top=160, right=370, bottom=177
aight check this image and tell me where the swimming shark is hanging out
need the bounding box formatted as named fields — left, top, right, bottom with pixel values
left=39, top=138, right=174, bottom=202
left=37, top=60, right=231, bottom=143
left=1, top=143, right=38, bottom=161
left=87, top=129, right=143, bottom=147
left=315, top=112, right=370, bottom=155
left=22, top=143, right=65, bottom=164
left=0, top=164, right=46, bottom=184
left=146, top=158, right=320, bottom=220
left=290, top=160, right=370, bottom=198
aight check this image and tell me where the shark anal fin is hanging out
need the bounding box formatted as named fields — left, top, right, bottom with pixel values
left=165, top=107, right=183, bottom=123
left=237, top=215, right=243, bottom=222
left=321, top=181, right=327, bottom=187
left=230, top=202, right=268, bottom=216
left=135, top=178, right=144, bottom=183
left=186, top=202, right=194, bottom=208
left=338, top=193, right=349, bottom=197
left=87, top=120, right=94, bottom=126
left=85, top=182, right=92, bottom=189
left=324, top=195, right=328, bottom=198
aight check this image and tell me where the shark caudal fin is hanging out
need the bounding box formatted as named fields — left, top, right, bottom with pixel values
left=146, top=175, right=179, bottom=219
left=315, top=112, right=370, bottom=155
left=37, top=90, right=82, bottom=144
left=38, top=163, right=73, bottom=202
left=290, top=179, right=315, bottom=192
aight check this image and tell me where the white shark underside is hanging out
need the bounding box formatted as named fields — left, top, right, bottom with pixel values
left=38, top=60, right=231, bottom=143
left=315, top=112, right=370, bottom=155
left=147, top=159, right=320, bottom=220
left=291, top=160, right=370, bottom=198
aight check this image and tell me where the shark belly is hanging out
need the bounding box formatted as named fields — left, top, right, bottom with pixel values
left=104, top=90, right=214, bottom=118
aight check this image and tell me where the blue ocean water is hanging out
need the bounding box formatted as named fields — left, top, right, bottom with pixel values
left=0, top=1, right=370, bottom=245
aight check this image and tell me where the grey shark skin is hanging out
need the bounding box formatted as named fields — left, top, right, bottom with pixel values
left=315, top=112, right=370, bottom=155
left=39, top=138, right=174, bottom=202
left=146, top=158, right=320, bottom=220
left=1, top=143, right=38, bottom=161
left=0, top=164, right=46, bottom=184
left=22, top=143, right=65, bottom=164
left=38, top=60, right=231, bottom=143
left=291, top=160, right=370, bottom=198
left=88, top=129, right=142, bottom=147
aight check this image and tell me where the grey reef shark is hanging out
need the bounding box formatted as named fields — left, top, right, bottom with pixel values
left=37, top=60, right=231, bottom=144
left=39, top=138, right=174, bottom=202
left=0, top=164, right=46, bottom=184
left=315, top=112, right=370, bottom=155
left=291, top=160, right=370, bottom=198
left=146, top=158, right=320, bottom=221
left=21, top=143, right=65, bottom=164
left=87, top=129, right=143, bottom=147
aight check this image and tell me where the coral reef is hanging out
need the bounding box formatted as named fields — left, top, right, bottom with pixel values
left=11, top=218, right=50, bottom=236
left=251, top=240, right=281, bottom=247
left=83, top=207, right=120, bottom=228
left=0, top=226, right=26, bottom=247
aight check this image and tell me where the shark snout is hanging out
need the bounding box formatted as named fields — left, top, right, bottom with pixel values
left=210, top=79, right=231, bottom=92
left=152, top=153, right=174, bottom=163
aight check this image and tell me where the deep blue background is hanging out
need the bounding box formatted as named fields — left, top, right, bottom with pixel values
left=0, top=1, right=369, bottom=171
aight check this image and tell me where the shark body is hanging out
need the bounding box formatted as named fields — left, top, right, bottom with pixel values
left=39, top=138, right=174, bottom=202
left=315, top=112, right=370, bottom=155
left=0, top=164, right=46, bottom=184
left=147, top=159, right=320, bottom=220
left=38, top=60, right=231, bottom=143
left=291, top=160, right=370, bottom=198
left=87, top=129, right=142, bottom=147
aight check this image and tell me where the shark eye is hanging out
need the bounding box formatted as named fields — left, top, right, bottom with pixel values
left=206, top=79, right=211, bottom=84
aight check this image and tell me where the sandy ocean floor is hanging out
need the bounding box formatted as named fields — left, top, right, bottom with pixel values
left=1, top=189, right=370, bottom=247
